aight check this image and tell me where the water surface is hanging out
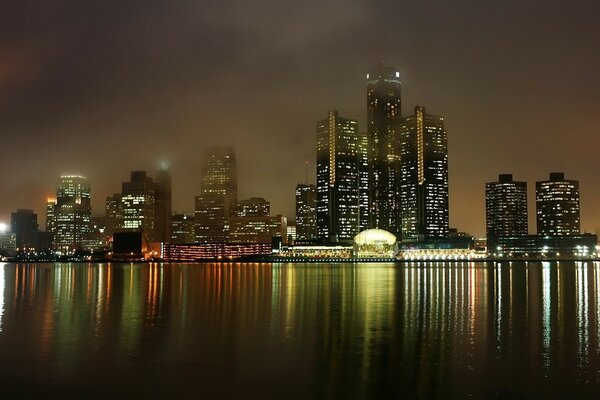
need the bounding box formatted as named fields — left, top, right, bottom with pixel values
left=0, top=262, right=599, bottom=399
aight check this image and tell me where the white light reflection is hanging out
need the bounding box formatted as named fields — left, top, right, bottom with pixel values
left=576, top=262, right=589, bottom=368
left=542, top=262, right=551, bottom=373
left=0, top=263, right=4, bottom=333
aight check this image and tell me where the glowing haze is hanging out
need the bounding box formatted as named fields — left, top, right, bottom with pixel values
left=1, top=0, right=599, bottom=236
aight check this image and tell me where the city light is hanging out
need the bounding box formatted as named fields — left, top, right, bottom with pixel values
left=0, top=223, right=7, bottom=233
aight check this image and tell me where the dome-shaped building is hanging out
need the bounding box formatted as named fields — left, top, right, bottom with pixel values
left=353, top=229, right=397, bottom=258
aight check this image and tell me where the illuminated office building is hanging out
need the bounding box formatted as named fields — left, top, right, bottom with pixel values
left=398, top=106, right=449, bottom=241
left=121, top=171, right=156, bottom=242
left=295, top=183, right=317, bottom=241
left=316, top=110, right=360, bottom=243
left=53, top=175, right=91, bottom=251
left=357, top=131, right=370, bottom=232
left=194, top=146, right=237, bottom=243
left=366, top=63, right=402, bottom=233
left=10, top=209, right=39, bottom=251
left=485, top=174, right=528, bottom=248
left=536, top=172, right=580, bottom=236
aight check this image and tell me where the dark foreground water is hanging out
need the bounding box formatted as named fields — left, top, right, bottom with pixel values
left=1, top=262, right=600, bottom=399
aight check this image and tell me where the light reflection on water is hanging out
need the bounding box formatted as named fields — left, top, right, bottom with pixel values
left=0, top=262, right=599, bottom=398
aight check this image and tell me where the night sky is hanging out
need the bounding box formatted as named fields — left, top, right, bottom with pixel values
left=1, top=0, right=599, bottom=236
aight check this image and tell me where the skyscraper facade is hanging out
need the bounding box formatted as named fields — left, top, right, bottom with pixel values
left=295, top=183, right=317, bottom=241
left=316, top=110, right=360, bottom=243
left=232, top=198, right=270, bottom=217
left=536, top=172, right=580, bottom=236
left=10, top=209, right=39, bottom=251
left=171, top=212, right=195, bottom=244
left=398, top=106, right=449, bottom=241
left=121, top=171, right=156, bottom=241
left=53, top=175, right=91, bottom=251
left=357, top=131, right=370, bottom=232
left=195, top=146, right=237, bottom=243
left=485, top=174, right=528, bottom=249
left=45, top=198, right=56, bottom=234
left=366, top=62, right=402, bottom=234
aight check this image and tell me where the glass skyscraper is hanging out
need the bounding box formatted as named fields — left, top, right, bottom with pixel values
left=398, top=106, right=449, bottom=241
left=316, top=110, right=360, bottom=243
left=366, top=62, right=402, bottom=234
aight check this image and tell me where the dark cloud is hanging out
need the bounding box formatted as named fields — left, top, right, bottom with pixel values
left=1, top=0, right=599, bottom=236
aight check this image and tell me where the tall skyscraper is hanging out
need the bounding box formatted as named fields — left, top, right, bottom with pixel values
left=485, top=174, right=528, bottom=249
left=10, top=209, right=39, bottom=251
left=536, top=172, right=580, bottom=236
left=53, top=175, right=91, bottom=251
left=45, top=198, right=56, bottom=233
left=316, top=110, right=360, bottom=243
left=295, top=183, right=317, bottom=241
left=357, top=131, right=370, bottom=232
left=121, top=171, right=156, bottom=241
left=398, top=106, right=449, bottom=241
left=195, top=146, right=237, bottom=243
left=154, top=168, right=172, bottom=243
left=366, top=62, right=402, bottom=234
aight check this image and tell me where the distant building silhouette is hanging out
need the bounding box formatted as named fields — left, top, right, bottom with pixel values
left=154, top=168, right=172, bottom=243
left=10, top=209, right=39, bottom=251
left=536, top=172, right=580, bottom=236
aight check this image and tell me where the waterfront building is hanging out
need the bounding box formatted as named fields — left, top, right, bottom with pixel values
left=366, top=62, right=402, bottom=233
left=316, top=110, right=360, bottom=243
left=398, top=106, right=449, bottom=241
left=536, top=172, right=580, bottom=236
left=353, top=229, right=397, bottom=259
left=10, top=209, right=39, bottom=251
left=53, top=175, right=92, bottom=251
left=171, top=212, right=195, bottom=244
left=0, top=232, right=17, bottom=255
left=485, top=174, right=528, bottom=250
left=121, top=171, right=156, bottom=242
left=154, top=168, right=172, bottom=243
left=491, top=234, right=597, bottom=259
left=161, top=242, right=272, bottom=261
left=195, top=146, right=237, bottom=243
left=295, top=183, right=317, bottom=241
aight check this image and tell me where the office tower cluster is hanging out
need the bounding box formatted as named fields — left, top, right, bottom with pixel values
left=485, top=172, right=593, bottom=257
left=193, top=146, right=286, bottom=246
left=295, top=62, right=450, bottom=245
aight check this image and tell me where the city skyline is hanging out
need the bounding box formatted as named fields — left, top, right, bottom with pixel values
left=1, top=1, right=600, bottom=237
